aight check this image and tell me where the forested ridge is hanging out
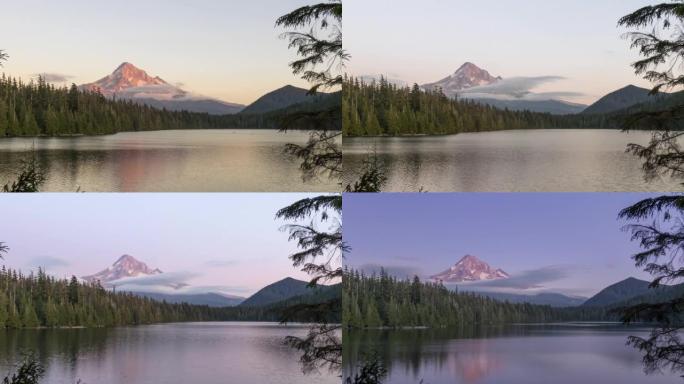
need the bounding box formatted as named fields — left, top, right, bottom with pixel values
left=0, top=265, right=340, bottom=328
left=342, top=76, right=639, bottom=137
left=343, top=269, right=613, bottom=328
left=0, top=74, right=340, bottom=137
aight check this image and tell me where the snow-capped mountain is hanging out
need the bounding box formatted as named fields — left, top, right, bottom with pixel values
left=79, top=62, right=244, bottom=115
left=81, top=255, right=243, bottom=307
left=82, top=254, right=164, bottom=286
left=422, top=62, right=501, bottom=95
left=431, top=255, right=509, bottom=283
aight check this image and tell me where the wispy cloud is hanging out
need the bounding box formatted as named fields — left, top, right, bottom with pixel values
left=119, top=284, right=250, bottom=296
left=451, top=265, right=576, bottom=291
left=32, top=73, right=74, bottom=83
left=461, top=76, right=583, bottom=100
left=29, top=256, right=70, bottom=269
left=109, top=271, right=197, bottom=290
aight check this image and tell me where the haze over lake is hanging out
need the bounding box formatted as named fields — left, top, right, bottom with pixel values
left=0, top=322, right=337, bottom=384
left=344, top=129, right=675, bottom=192
left=0, top=129, right=338, bottom=192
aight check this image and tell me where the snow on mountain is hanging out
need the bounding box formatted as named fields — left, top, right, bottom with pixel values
left=430, top=255, right=510, bottom=283
left=79, top=62, right=244, bottom=114
left=422, top=62, right=501, bottom=95
left=82, top=254, right=165, bottom=286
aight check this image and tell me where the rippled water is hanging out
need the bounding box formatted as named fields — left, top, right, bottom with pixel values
left=343, top=129, right=679, bottom=192
left=344, top=324, right=680, bottom=384
left=0, top=130, right=338, bottom=192
left=0, top=322, right=337, bottom=384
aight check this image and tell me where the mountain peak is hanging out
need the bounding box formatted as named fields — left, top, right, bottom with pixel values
left=82, top=255, right=163, bottom=286
left=431, top=255, right=509, bottom=283
left=423, top=62, right=501, bottom=95
left=115, top=254, right=137, bottom=264
left=115, top=61, right=137, bottom=71
left=80, top=63, right=168, bottom=96
left=456, top=62, right=480, bottom=71
left=582, top=277, right=651, bottom=307
left=582, top=84, right=655, bottom=115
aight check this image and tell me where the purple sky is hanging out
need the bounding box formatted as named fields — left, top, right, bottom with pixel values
left=0, top=193, right=336, bottom=297
left=344, top=193, right=661, bottom=297
left=347, top=0, right=655, bottom=105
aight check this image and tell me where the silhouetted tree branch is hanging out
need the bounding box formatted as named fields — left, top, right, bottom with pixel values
left=620, top=2, right=684, bottom=182
left=277, top=194, right=343, bottom=374
left=619, top=194, right=684, bottom=375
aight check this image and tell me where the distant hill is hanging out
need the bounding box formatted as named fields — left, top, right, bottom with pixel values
left=469, top=98, right=587, bottom=115
left=241, top=85, right=327, bottom=114
left=582, top=85, right=660, bottom=115
left=130, top=98, right=244, bottom=115
left=471, top=291, right=587, bottom=307
left=131, top=292, right=244, bottom=307
left=582, top=277, right=653, bottom=307
left=239, top=277, right=312, bottom=307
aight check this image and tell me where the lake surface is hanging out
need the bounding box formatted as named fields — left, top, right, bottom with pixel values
left=343, top=129, right=679, bottom=192
left=0, top=130, right=339, bottom=192
left=0, top=322, right=338, bottom=384
left=343, top=324, right=680, bottom=384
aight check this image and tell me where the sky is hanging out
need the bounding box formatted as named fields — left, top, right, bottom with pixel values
left=0, top=0, right=318, bottom=104
left=346, top=0, right=658, bottom=105
left=0, top=193, right=339, bottom=298
left=344, top=193, right=662, bottom=298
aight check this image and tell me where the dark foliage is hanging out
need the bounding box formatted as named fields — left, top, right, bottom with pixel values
left=344, top=354, right=387, bottom=384
left=342, top=76, right=616, bottom=137
left=344, top=152, right=387, bottom=192
left=277, top=194, right=343, bottom=373
left=277, top=1, right=345, bottom=185
left=2, top=156, right=46, bottom=192
left=276, top=0, right=344, bottom=93
left=0, top=74, right=337, bottom=137
left=619, top=194, right=684, bottom=375
left=343, top=268, right=613, bottom=329
left=1, top=354, right=44, bottom=384
left=619, top=1, right=684, bottom=182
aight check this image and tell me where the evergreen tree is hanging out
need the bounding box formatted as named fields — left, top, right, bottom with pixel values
left=67, top=276, right=79, bottom=305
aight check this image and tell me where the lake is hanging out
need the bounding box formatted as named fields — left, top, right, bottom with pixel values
left=343, top=324, right=680, bottom=384
left=0, top=322, right=338, bottom=384
left=0, top=130, right=339, bottom=192
left=343, top=129, right=679, bottom=192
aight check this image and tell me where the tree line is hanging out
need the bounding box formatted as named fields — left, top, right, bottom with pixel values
left=343, top=268, right=612, bottom=329
left=0, top=74, right=339, bottom=137
left=0, top=265, right=339, bottom=329
left=342, top=76, right=637, bottom=137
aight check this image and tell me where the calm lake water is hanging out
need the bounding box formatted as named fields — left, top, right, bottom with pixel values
left=343, top=129, right=679, bottom=192
left=343, top=324, right=680, bottom=384
left=0, top=322, right=338, bottom=384
left=0, top=130, right=338, bottom=192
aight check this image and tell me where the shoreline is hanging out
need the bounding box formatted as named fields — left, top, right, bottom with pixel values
left=0, top=127, right=341, bottom=139
left=1, top=320, right=339, bottom=331
left=341, top=127, right=661, bottom=139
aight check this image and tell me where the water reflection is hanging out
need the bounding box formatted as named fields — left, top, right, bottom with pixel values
left=343, top=325, right=680, bottom=384
left=0, top=323, right=337, bottom=384
left=0, top=130, right=338, bottom=192
left=343, top=129, right=679, bottom=192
